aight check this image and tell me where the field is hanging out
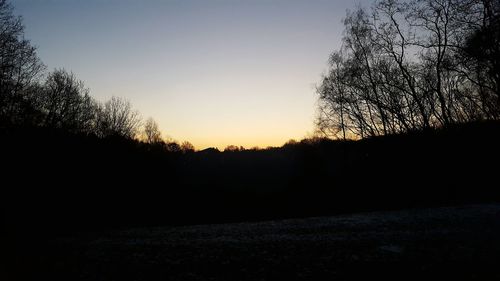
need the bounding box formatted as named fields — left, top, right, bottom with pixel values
left=11, top=204, right=500, bottom=281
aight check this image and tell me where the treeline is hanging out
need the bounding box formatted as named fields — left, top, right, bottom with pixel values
left=0, top=0, right=192, bottom=151
left=317, top=0, right=500, bottom=139
left=3, top=120, right=500, bottom=235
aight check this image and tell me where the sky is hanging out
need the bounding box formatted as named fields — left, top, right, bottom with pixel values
left=12, top=0, right=370, bottom=150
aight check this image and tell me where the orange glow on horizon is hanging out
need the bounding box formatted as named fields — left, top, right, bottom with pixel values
left=162, top=130, right=307, bottom=151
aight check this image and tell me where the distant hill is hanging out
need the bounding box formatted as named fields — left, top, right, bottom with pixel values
left=198, top=147, right=220, bottom=154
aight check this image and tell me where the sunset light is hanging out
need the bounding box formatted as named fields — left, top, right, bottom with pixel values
left=13, top=0, right=370, bottom=149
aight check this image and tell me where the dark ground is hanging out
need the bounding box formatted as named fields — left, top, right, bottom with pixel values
left=8, top=204, right=500, bottom=281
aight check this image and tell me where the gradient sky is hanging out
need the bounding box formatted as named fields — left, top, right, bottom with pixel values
left=13, top=0, right=370, bottom=149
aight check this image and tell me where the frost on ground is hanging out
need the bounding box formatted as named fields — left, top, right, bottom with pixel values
left=28, top=204, right=500, bottom=280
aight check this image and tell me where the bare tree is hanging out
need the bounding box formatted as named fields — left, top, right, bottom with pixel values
left=316, top=0, right=500, bottom=139
left=143, top=117, right=163, bottom=144
left=224, top=145, right=241, bottom=152
left=36, top=69, right=96, bottom=133
left=95, top=96, right=141, bottom=139
left=0, top=0, right=45, bottom=124
left=316, top=52, right=351, bottom=139
left=166, top=141, right=181, bottom=152
left=180, top=141, right=195, bottom=153
left=457, top=0, right=500, bottom=117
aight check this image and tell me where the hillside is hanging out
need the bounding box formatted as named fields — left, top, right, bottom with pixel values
left=3, top=121, right=500, bottom=235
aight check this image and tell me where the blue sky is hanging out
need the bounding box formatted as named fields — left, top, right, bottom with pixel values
left=13, top=0, right=371, bottom=149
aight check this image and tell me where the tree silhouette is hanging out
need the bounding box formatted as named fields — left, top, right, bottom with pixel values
left=36, top=69, right=96, bottom=133
left=224, top=145, right=241, bottom=152
left=143, top=117, right=163, bottom=144
left=0, top=1, right=160, bottom=142
left=459, top=0, right=500, bottom=116
left=316, top=0, right=500, bottom=139
left=166, top=141, right=181, bottom=152
left=95, top=96, right=141, bottom=139
left=0, top=0, right=44, bottom=125
left=181, top=141, right=195, bottom=153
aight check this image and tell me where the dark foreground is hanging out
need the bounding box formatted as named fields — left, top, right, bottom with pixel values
left=8, top=204, right=500, bottom=281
